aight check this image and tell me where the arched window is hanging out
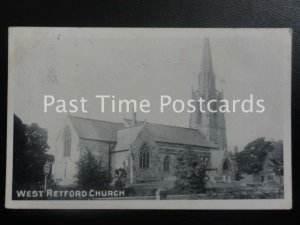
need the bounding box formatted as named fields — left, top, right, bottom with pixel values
left=63, top=126, right=71, bottom=157
left=139, top=143, right=150, bottom=168
left=223, top=159, right=229, bottom=170
left=163, top=155, right=170, bottom=172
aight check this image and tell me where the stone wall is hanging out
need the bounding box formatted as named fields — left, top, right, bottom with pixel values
left=130, top=127, right=162, bottom=182
left=158, top=153, right=177, bottom=178
left=110, top=150, right=131, bottom=182
left=53, top=118, right=80, bottom=185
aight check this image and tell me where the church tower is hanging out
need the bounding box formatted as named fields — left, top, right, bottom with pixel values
left=189, top=38, right=227, bottom=151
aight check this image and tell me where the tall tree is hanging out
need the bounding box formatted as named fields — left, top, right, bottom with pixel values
left=75, top=150, right=110, bottom=189
left=268, top=141, right=284, bottom=176
left=174, top=149, right=208, bottom=194
left=13, top=115, right=27, bottom=188
left=13, top=115, right=54, bottom=191
left=236, top=137, right=273, bottom=175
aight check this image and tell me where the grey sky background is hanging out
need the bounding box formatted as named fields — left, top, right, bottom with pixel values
left=10, top=28, right=289, bottom=153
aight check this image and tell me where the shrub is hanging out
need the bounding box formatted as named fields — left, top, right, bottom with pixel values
left=174, top=149, right=207, bottom=194
left=75, top=150, right=110, bottom=189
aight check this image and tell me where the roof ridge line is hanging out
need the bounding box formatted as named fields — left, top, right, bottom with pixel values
left=118, top=124, right=145, bottom=131
left=69, top=114, right=123, bottom=125
left=124, top=118, right=200, bottom=130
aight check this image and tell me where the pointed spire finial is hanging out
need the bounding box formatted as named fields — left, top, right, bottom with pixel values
left=220, top=77, right=226, bottom=95
left=199, top=38, right=214, bottom=94
left=201, top=38, right=213, bottom=73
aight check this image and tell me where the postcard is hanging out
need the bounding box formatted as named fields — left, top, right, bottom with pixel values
left=5, top=28, right=292, bottom=209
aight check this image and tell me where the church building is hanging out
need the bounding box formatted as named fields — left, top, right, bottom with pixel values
left=53, top=39, right=236, bottom=186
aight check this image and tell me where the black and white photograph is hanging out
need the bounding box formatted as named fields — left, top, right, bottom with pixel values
left=5, top=28, right=291, bottom=209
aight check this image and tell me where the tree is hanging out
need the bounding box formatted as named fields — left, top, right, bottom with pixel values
left=13, top=115, right=54, bottom=191
left=236, top=138, right=273, bottom=175
left=174, top=149, right=208, bottom=194
left=13, top=115, right=27, bottom=188
left=269, top=141, right=284, bottom=176
left=75, top=150, right=110, bottom=189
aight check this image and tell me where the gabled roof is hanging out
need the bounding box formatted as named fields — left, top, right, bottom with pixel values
left=114, top=124, right=145, bottom=151
left=147, top=123, right=215, bottom=148
left=69, top=115, right=124, bottom=142
left=122, top=119, right=217, bottom=149
left=69, top=115, right=216, bottom=149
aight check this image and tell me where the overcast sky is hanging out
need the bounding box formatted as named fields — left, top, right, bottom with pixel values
left=9, top=28, right=290, bottom=153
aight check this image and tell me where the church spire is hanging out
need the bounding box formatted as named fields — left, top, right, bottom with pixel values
left=198, top=38, right=215, bottom=99
left=200, top=38, right=213, bottom=81
left=190, top=38, right=227, bottom=151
